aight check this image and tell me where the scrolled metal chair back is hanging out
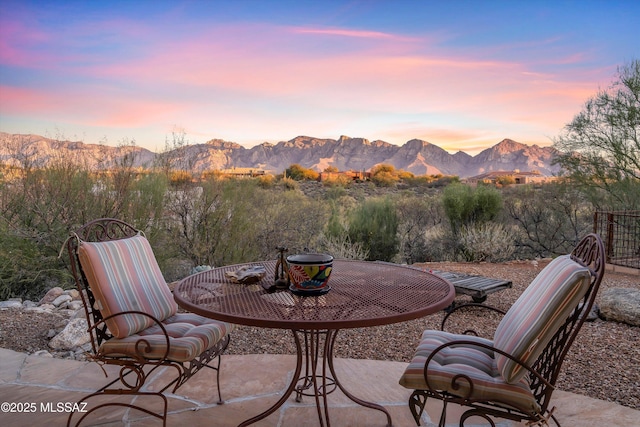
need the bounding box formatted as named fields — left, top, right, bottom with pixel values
left=65, top=218, right=139, bottom=351
left=530, top=233, right=605, bottom=413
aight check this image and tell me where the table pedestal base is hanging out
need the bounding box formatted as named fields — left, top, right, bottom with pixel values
left=238, top=329, right=392, bottom=427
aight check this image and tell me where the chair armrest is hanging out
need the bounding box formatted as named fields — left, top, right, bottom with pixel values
left=441, top=302, right=506, bottom=335
left=89, top=311, right=171, bottom=363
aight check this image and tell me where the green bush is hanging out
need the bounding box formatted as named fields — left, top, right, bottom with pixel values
left=443, top=183, right=502, bottom=234
left=0, top=223, right=69, bottom=300
left=347, top=196, right=398, bottom=261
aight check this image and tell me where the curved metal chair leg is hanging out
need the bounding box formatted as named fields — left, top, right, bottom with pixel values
left=408, top=390, right=428, bottom=426
left=67, top=392, right=168, bottom=427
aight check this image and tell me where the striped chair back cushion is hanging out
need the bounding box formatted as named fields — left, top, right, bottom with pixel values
left=78, top=234, right=178, bottom=338
left=493, top=255, right=591, bottom=384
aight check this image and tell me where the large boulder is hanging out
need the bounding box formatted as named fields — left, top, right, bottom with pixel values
left=48, top=318, right=90, bottom=350
left=599, top=288, right=640, bottom=327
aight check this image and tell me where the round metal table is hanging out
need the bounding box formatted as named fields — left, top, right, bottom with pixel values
left=173, top=259, right=455, bottom=427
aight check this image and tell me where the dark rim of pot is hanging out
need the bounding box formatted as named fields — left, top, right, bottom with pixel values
left=286, top=253, right=333, bottom=264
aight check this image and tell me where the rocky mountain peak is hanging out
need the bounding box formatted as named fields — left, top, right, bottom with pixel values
left=206, top=139, right=243, bottom=150
left=492, top=138, right=527, bottom=154
left=405, top=138, right=429, bottom=150
left=338, top=135, right=371, bottom=146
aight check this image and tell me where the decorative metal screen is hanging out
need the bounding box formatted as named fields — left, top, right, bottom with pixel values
left=593, top=211, right=640, bottom=269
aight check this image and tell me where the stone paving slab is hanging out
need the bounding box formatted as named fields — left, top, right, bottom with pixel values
left=0, top=348, right=638, bottom=427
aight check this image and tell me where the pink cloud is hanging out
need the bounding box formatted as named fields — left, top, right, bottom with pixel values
left=0, top=84, right=182, bottom=130
left=58, top=21, right=593, bottom=122
left=0, top=19, right=57, bottom=68
left=290, top=26, right=419, bottom=42
left=0, top=85, right=58, bottom=114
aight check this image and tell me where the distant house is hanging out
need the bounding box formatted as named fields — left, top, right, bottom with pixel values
left=219, top=167, right=266, bottom=178
left=318, top=170, right=371, bottom=182
left=464, top=170, right=557, bottom=186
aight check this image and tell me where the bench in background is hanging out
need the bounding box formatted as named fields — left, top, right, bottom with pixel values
left=429, top=269, right=512, bottom=303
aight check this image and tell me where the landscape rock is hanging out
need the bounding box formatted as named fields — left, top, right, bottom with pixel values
left=52, top=294, right=73, bottom=307
left=68, top=300, right=84, bottom=311
left=599, top=287, right=640, bottom=327
left=48, top=318, right=90, bottom=351
left=586, top=303, right=600, bottom=321
left=39, top=287, right=64, bottom=305
left=64, top=289, right=81, bottom=299
left=0, top=300, right=23, bottom=309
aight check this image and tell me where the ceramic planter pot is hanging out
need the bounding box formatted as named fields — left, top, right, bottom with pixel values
left=286, top=253, right=333, bottom=295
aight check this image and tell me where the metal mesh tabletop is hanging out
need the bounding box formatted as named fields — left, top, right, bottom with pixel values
left=174, top=260, right=455, bottom=330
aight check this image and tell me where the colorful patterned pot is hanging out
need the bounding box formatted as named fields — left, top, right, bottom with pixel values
left=286, top=253, right=333, bottom=295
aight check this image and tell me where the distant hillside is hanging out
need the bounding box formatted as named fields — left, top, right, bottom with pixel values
left=0, top=132, right=561, bottom=178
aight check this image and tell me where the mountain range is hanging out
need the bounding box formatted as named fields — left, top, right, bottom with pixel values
left=0, top=133, right=560, bottom=178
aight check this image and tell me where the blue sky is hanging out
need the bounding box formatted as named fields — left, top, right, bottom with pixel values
left=0, top=0, right=638, bottom=154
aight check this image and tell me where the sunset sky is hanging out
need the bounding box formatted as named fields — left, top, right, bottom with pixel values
left=1, top=1, right=638, bottom=155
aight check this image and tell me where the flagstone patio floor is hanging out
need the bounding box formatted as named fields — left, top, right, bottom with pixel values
left=1, top=348, right=638, bottom=427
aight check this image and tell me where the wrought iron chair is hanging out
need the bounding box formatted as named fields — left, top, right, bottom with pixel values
left=63, top=218, right=234, bottom=426
left=399, top=233, right=605, bottom=426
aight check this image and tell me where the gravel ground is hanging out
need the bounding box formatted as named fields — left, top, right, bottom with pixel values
left=1, top=261, right=638, bottom=410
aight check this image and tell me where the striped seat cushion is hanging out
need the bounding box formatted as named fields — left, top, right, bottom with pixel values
left=78, top=234, right=178, bottom=338
left=493, top=255, right=591, bottom=383
left=100, top=313, right=235, bottom=362
left=399, top=330, right=539, bottom=414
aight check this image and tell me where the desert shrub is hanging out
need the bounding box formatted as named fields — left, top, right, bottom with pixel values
left=0, top=141, right=173, bottom=297
left=495, top=175, right=516, bottom=186
left=0, top=221, right=69, bottom=300
left=347, top=196, right=398, bottom=261
left=370, top=164, right=400, bottom=187
left=430, top=175, right=460, bottom=188
left=279, top=176, right=299, bottom=190
left=249, top=186, right=330, bottom=259
left=169, top=170, right=193, bottom=186
left=394, top=194, right=445, bottom=264
left=324, top=185, right=347, bottom=200
left=163, top=179, right=226, bottom=267
left=322, top=174, right=351, bottom=188
left=458, top=222, right=516, bottom=262
left=503, top=183, right=593, bottom=257
left=126, top=172, right=168, bottom=231
left=285, top=164, right=319, bottom=181
left=317, top=233, right=369, bottom=260
left=162, top=175, right=330, bottom=269
left=421, top=224, right=455, bottom=261
left=256, top=174, right=277, bottom=188
left=442, top=183, right=502, bottom=234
